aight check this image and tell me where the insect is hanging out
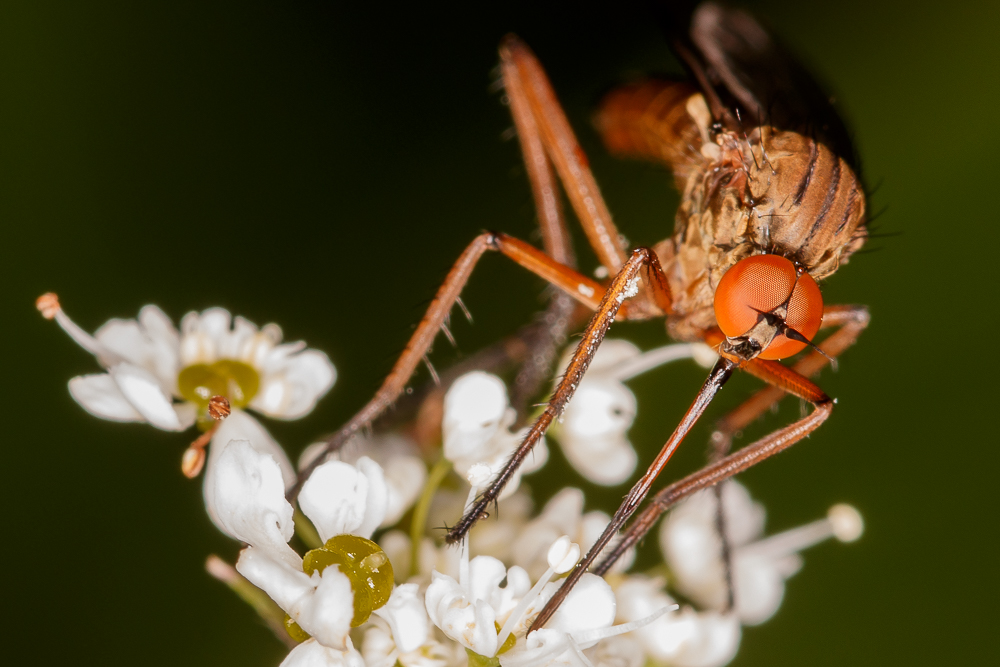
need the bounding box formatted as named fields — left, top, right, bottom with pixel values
left=294, top=1, right=870, bottom=627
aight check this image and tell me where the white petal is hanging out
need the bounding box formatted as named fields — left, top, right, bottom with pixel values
left=237, top=545, right=313, bottom=613
left=659, top=481, right=766, bottom=610
left=546, top=574, right=616, bottom=648
left=354, top=457, right=389, bottom=539
left=373, top=583, right=429, bottom=653
left=499, top=629, right=572, bottom=667
left=206, top=409, right=297, bottom=497
left=360, top=626, right=397, bottom=667
left=557, top=381, right=637, bottom=486
left=557, top=339, right=641, bottom=377
left=732, top=552, right=786, bottom=625
left=425, top=571, right=498, bottom=655
left=443, top=372, right=509, bottom=466
left=300, top=566, right=357, bottom=650
left=179, top=307, right=232, bottom=365
left=380, top=455, right=427, bottom=528
left=68, top=373, right=145, bottom=423
left=281, top=639, right=365, bottom=667
left=667, top=610, right=741, bottom=667
left=556, top=432, right=636, bottom=487
left=94, top=306, right=180, bottom=392
left=583, top=634, right=644, bottom=667
left=206, top=440, right=299, bottom=567
left=238, top=547, right=356, bottom=652
left=467, top=556, right=509, bottom=607
left=110, top=363, right=191, bottom=431
left=561, top=381, right=636, bottom=438
left=615, top=575, right=740, bottom=667
left=300, top=457, right=387, bottom=542
left=203, top=411, right=297, bottom=536
left=252, top=347, right=337, bottom=419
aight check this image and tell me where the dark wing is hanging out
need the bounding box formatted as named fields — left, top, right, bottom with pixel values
left=658, top=1, right=858, bottom=171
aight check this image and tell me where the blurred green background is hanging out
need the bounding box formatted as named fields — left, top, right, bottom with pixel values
left=2, top=1, right=997, bottom=665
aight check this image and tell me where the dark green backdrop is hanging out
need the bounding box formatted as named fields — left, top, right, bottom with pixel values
left=2, top=1, right=996, bottom=665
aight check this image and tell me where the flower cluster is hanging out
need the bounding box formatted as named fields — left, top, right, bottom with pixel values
left=40, top=298, right=864, bottom=667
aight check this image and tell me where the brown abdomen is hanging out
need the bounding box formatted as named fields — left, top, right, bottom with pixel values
left=594, top=79, right=705, bottom=181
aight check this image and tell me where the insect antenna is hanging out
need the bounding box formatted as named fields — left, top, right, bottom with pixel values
left=783, top=326, right=838, bottom=371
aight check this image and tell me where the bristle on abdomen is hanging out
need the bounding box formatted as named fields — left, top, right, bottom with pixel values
left=594, top=80, right=704, bottom=178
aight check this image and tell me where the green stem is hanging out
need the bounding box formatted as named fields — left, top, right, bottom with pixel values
left=294, top=509, right=323, bottom=549
left=410, top=457, right=452, bottom=577
left=205, top=555, right=296, bottom=648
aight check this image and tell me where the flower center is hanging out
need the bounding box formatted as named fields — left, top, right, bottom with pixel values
left=177, top=360, right=260, bottom=410
left=302, top=534, right=394, bottom=628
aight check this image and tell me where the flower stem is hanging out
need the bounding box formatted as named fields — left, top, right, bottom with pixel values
left=294, top=509, right=323, bottom=549
left=205, top=555, right=297, bottom=648
left=410, top=457, right=452, bottom=577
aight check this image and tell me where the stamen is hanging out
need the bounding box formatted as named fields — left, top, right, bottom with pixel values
left=496, top=536, right=580, bottom=651
left=566, top=637, right=596, bottom=667
left=460, top=464, right=492, bottom=594
left=36, top=292, right=112, bottom=359
left=827, top=504, right=864, bottom=542
left=181, top=414, right=223, bottom=479
left=737, top=504, right=864, bottom=559
left=35, top=292, right=60, bottom=319
left=181, top=446, right=206, bottom=478
left=611, top=344, right=697, bottom=381
left=569, top=604, right=676, bottom=644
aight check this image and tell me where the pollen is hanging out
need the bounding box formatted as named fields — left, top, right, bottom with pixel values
left=208, top=395, right=232, bottom=420
left=36, top=292, right=61, bottom=319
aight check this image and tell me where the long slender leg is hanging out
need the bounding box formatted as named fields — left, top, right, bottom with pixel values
left=502, top=45, right=581, bottom=418
left=501, top=35, right=628, bottom=275
left=444, top=247, right=672, bottom=543
left=532, top=361, right=834, bottom=630
left=289, top=233, right=611, bottom=499
left=591, top=390, right=834, bottom=576
left=595, top=343, right=855, bottom=576
left=707, top=305, right=868, bottom=608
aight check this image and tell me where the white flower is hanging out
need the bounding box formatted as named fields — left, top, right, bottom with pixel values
left=659, top=481, right=864, bottom=625
left=39, top=298, right=336, bottom=522
left=442, top=372, right=548, bottom=500
left=41, top=299, right=335, bottom=429
left=425, top=555, right=529, bottom=657
left=301, top=434, right=428, bottom=529
left=207, top=438, right=389, bottom=651
left=361, top=584, right=459, bottom=667
left=511, top=488, right=634, bottom=581
left=615, top=575, right=740, bottom=667
left=426, top=530, right=629, bottom=667
left=551, top=340, right=717, bottom=486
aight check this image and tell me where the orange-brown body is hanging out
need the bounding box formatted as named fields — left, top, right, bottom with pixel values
left=595, top=80, right=867, bottom=341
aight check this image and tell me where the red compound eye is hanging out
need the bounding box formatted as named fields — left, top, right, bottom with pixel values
left=713, top=255, right=824, bottom=360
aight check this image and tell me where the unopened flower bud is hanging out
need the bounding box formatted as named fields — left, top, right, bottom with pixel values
left=828, top=503, right=864, bottom=542
left=466, top=462, right=493, bottom=489
left=547, top=535, right=581, bottom=574
left=208, top=395, right=232, bottom=420
left=181, top=446, right=206, bottom=478
left=36, top=292, right=61, bottom=319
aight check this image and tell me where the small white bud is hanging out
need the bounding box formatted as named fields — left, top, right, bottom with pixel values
left=547, top=535, right=581, bottom=574
left=466, top=462, right=493, bottom=489
left=828, top=503, right=864, bottom=542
